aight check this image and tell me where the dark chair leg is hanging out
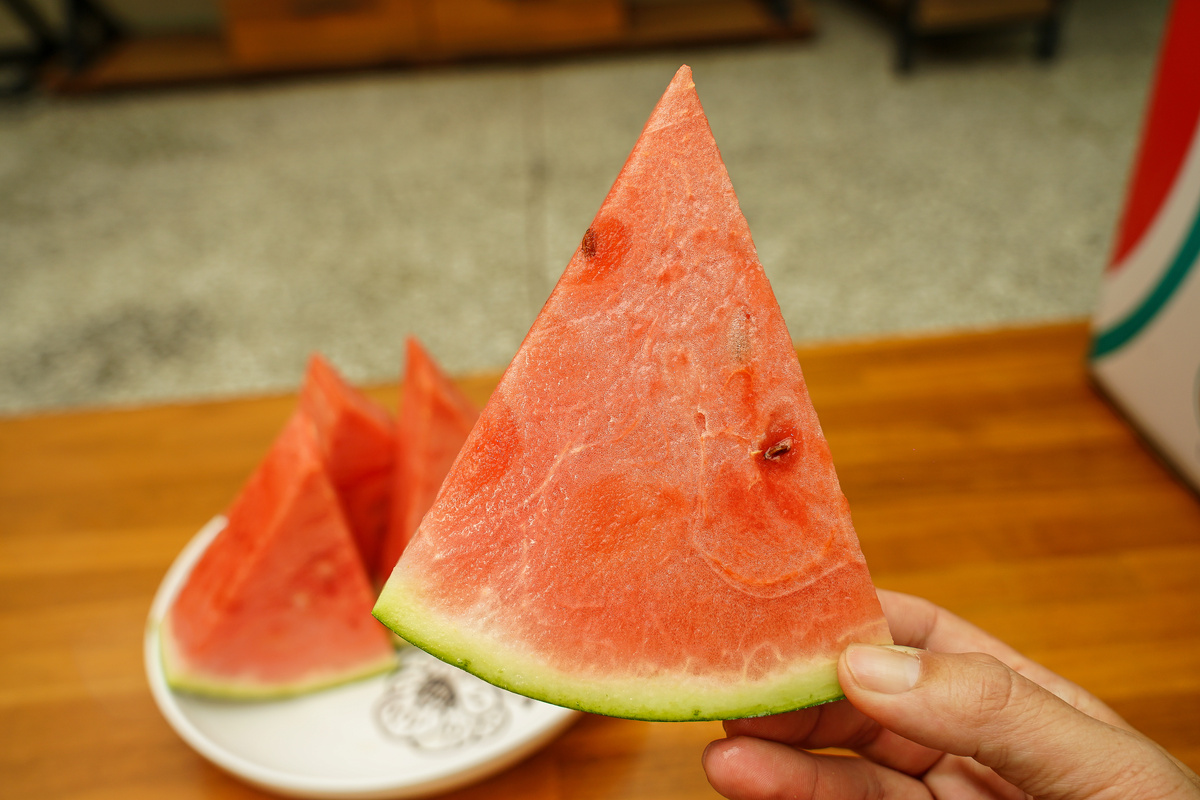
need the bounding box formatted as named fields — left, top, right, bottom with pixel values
left=6, top=0, right=57, bottom=49
left=62, top=0, right=123, bottom=74
left=896, top=0, right=918, bottom=73
left=0, top=0, right=57, bottom=95
left=1036, top=0, right=1066, bottom=61
left=760, top=0, right=792, bottom=23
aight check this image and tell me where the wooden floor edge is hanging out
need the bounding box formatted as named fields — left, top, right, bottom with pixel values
left=0, top=318, right=1095, bottom=424
left=790, top=317, right=1092, bottom=356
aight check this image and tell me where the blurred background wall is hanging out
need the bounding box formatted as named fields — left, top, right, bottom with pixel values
left=0, top=0, right=1173, bottom=414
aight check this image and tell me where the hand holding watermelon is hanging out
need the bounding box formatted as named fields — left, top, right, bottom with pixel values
left=702, top=589, right=1200, bottom=800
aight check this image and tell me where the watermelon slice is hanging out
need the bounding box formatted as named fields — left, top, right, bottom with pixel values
left=376, top=337, right=480, bottom=585
left=373, top=66, right=891, bottom=721
left=298, top=354, right=396, bottom=575
left=162, top=413, right=396, bottom=698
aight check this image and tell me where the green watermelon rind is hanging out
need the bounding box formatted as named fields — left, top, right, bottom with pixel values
left=159, top=616, right=398, bottom=701
left=373, top=576, right=852, bottom=722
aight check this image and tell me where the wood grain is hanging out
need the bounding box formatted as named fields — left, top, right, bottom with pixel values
left=871, top=0, right=1054, bottom=29
left=46, top=1, right=814, bottom=93
left=1, top=320, right=1197, bottom=799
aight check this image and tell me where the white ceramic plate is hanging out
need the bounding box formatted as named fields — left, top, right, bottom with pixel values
left=145, top=517, right=579, bottom=799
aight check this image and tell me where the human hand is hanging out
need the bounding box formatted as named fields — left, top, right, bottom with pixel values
left=703, top=589, right=1200, bottom=799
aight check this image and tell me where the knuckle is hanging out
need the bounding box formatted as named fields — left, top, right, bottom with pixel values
left=966, top=653, right=1021, bottom=719
left=951, top=653, right=1027, bottom=771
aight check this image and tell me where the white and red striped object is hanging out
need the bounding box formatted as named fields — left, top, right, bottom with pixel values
left=1091, top=0, right=1200, bottom=491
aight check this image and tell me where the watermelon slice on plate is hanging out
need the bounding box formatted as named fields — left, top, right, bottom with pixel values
left=146, top=517, right=579, bottom=800
left=162, top=413, right=396, bottom=699
left=298, top=354, right=396, bottom=576
left=373, top=65, right=892, bottom=721
left=376, top=337, right=480, bottom=586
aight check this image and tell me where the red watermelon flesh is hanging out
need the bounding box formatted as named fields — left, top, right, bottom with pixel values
left=298, top=354, right=396, bottom=576
left=376, top=337, right=479, bottom=585
left=163, top=413, right=395, bottom=698
left=374, top=66, right=891, bottom=721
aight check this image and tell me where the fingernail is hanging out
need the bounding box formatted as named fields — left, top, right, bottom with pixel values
left=846, top=644, right=922, bottom=694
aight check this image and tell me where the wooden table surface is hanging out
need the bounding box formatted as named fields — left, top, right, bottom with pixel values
left=2, top=320, right=1198, bottom=799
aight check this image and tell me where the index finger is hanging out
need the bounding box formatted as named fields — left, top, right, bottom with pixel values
left=879, top=590, right=1020, bottom=656
left=723, top=697, right=942, bottom=777
left=879, top=589, right=1128, bottom=728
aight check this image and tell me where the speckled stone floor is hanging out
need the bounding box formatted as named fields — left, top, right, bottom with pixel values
left=0, top=0, right=1170, bottom=415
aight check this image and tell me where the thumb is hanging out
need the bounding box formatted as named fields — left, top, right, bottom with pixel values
left=839, top=644, right=1195, bottom=800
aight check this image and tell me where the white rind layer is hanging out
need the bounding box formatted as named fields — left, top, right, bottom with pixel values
left=159, top=616, right=397, bottom=701
left=373, top=573, right=856, bottom=721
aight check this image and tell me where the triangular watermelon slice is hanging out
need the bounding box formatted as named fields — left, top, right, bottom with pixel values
left=373, top=65, right=891, bottom=721
left=376, top=337, right=480, bottom=586
left=298, top=354, right=396, bottom=576
left=163, top=413, right=395, bottom=698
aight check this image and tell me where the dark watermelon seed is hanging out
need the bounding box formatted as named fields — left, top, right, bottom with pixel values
left=764, top=438, right=793, bottom=461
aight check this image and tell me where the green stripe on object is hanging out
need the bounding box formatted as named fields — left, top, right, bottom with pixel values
left=1092, top=206, right=1200, bottom=359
